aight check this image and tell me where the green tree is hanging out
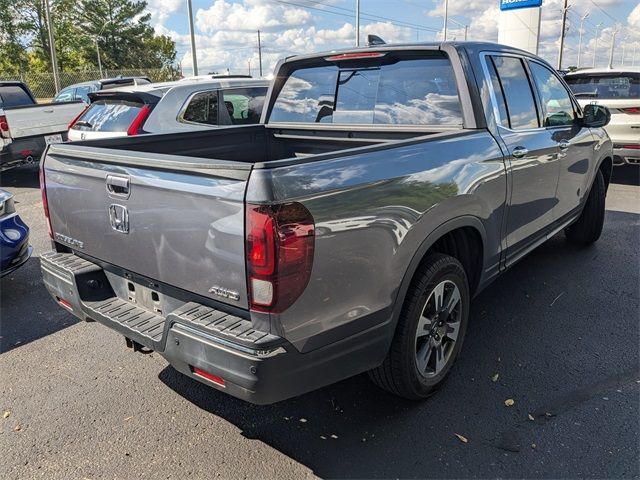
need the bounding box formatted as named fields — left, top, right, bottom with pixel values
left=0, top=0, right=176, bottom=74
left=0, top=0, right=29, bottom=75
left=75, top=0, right=176, bottom=70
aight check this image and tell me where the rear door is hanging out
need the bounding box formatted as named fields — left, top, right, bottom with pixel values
left=484, top=54, right=561, bottom=265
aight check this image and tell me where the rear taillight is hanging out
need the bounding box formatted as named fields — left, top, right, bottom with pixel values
left=39, top=165, right=53, bottom=239
left=67, top=105, right=90, bottom=130
left=126, top=104, right=152, bottom=136
left=190, top=366, right=225, bottom=387
left=0, top=114, right=9, bottom=138
left=622, top=144, right=640, bottom=149
left=246, top=203, right=315, bottom=313
left=620, top=107, right=640, bottom=114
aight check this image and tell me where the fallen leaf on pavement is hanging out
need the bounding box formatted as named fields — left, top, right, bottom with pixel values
left=491, top=373, right=499, bottom=382
left=13, top=425, right=21, bottom=432
left=454, top=433, right=468, bottom=443
left=504, top=398, right=515, bottom=407
left=528, top=414, right=535, bottom=421
left=3, top=411, right=10, bottom=419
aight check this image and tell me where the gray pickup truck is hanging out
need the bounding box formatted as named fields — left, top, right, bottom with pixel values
left=40, top=41, right=612, bottom=404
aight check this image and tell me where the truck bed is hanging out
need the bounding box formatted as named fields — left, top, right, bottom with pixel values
left=62, top=124, right=461, bottom=167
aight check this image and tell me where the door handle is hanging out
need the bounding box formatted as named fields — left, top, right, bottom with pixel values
left=511, top=146, right=529, bottom=158
left=106, top=175, right=130, bottom=197
left=558, top=141, right=570, bottom=151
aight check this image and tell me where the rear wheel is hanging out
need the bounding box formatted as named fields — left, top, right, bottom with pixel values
left=565, top=170, right=605, bottom=245
left=369, top=253, right=470, bottom=400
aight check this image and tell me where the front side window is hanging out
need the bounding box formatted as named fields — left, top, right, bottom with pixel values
left=181, top=91, right=218, bottom=125
left=491, top=55, right=539, bottom=130
left=220, top=87, right=267, bottom=125
left=529, top=62, right=575, bottom=127
left=269, top=55, right=463, bottom=126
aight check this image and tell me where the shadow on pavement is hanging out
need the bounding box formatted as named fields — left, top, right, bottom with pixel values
left=0, top=257, right=79, bottom=353
left=610, top=165, right=639, bottom=186
left=160, top=211, right=640, bottom=479
left=0, top=163, right=40, bottom=189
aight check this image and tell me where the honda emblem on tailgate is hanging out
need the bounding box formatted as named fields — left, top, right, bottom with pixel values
left=109, top=204, right=129, bottom=233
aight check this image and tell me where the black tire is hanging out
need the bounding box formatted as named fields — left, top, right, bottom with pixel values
left=369, top=253, right=470, bottom=400
left=565, top=170, right=605, bottom=245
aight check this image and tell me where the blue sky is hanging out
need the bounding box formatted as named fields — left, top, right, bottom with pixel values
left=146, top=0, right=640, bottom=75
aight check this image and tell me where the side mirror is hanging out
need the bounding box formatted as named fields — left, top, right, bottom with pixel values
left=582, top=104, right=611, bottom=128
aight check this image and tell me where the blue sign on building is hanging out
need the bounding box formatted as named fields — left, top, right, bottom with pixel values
left=500, top=0, right=543, bottom=11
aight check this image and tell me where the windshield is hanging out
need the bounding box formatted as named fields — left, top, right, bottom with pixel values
left=269, top=55, right=463, bottom=126
left=565, top=73, right=640, bottom=99
left=72, top=100, right=144, bottom=132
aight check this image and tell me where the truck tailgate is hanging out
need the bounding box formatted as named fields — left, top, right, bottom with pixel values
left=43, top=144, right=251, bottom=309
left=5, top=101, right=85, bottom=139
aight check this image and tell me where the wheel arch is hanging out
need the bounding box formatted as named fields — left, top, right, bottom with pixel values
left=390, top=216, right=487, bottom=331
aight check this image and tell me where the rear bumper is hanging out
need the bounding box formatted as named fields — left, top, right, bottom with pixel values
left=0, top=136, right=46, bottom=170
left=613, top=145, right=640, bottom=166
left=40, top=251, right=389, bottom=404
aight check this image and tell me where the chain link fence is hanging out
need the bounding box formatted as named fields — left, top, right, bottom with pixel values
left=0, top=68, right=182, bottom=101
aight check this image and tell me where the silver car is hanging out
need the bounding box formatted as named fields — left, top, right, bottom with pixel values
left=67, top=76, right=269, bottom=141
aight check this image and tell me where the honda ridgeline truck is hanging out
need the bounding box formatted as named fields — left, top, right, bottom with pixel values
left=40, top=42, right=613, bottom=404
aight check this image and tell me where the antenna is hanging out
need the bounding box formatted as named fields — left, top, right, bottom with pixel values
left=367, top=34, right=386, bottom=46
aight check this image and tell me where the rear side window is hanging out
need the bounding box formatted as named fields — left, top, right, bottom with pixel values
left=269, top=56, right=463, bottom=126
left=0, top=85, right=34, bottom=108
left=180, top=91, right=218, bottom=125
left=485, top=58, right=509, bottom=128
left=564, top=73, right=640, bottom=99
left=528, top=62, right=575, bottom=127
left=220, top=87, right=267, bottom=125
left=491, top=56, right=539, bottom=130
left=72, top=100, right=144, bottom=132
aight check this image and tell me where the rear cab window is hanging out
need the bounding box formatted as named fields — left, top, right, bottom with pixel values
left=72, top=99, right=145, bottom=132
left=0, top=84, right=35, bottom=108
left=564, top=72, right=640, bottom=99
left=268, top=51, right=463, bottom=126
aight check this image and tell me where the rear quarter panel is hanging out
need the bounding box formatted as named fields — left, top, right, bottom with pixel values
left=248, top=130, right=507, bottom=352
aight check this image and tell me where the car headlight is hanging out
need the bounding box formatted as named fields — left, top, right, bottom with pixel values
left=0, top=192, right=16, bottom=217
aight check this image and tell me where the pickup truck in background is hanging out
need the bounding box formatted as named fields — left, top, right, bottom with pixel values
left=0, top=81, right=84, bottom=170
left=40, top=41, right=613, bottom=404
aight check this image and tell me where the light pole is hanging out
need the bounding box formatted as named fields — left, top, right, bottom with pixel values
left=592, top=23, right=603, bottom=68
left=577, top=11, right=590, bottom=68
left=621, top=36, right=629, bottom=66
left=608, top=26, right=620, bottom=69
left=443, top=0, right=448, bottom=41
left=448, top=18, right=468, bottom=41
left=557, top=0, right=569, bottom=70
left=187, top=0, right=198, bottom=76
left=95, top=19, right=112, bottom=78
left=44, top=0, right=60, bottom=93
left=355, top=0, right=360, bottom=46
left=633, top=43, right=638, bottom=67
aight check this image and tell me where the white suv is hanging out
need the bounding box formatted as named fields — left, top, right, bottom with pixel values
left=564, top=68, right=640, bottom=166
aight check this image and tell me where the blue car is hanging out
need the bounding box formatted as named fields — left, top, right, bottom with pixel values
left=0, top=189, right=32, bottom=276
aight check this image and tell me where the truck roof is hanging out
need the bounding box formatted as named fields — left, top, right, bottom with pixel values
left=280, top=41, right=534, bottom=64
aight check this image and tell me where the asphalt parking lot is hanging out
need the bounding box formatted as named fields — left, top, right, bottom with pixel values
left=1, top=164, right=639, bottom=479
